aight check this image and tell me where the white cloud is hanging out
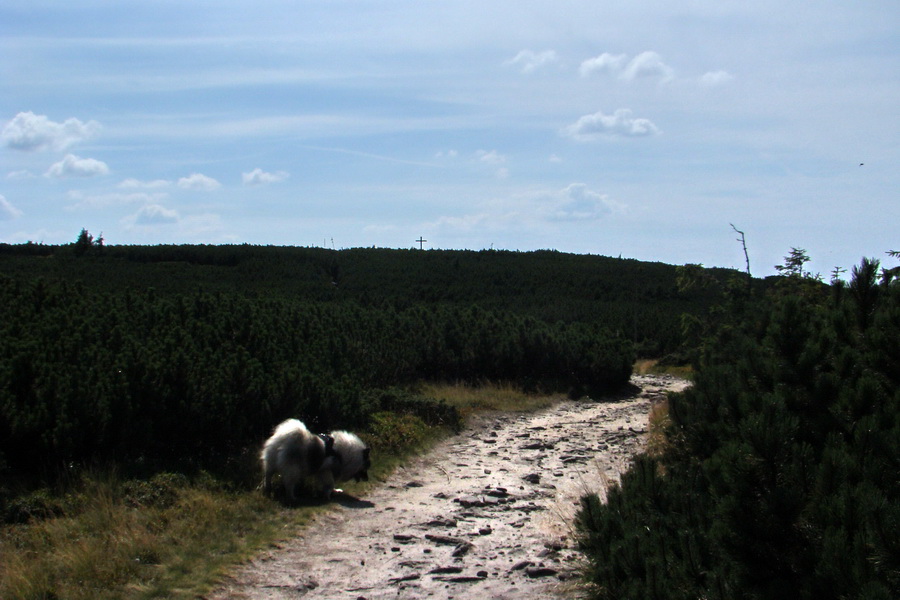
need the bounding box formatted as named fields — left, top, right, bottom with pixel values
left=242, top=168, right=289, bottom=186
left=504, top=49, right=559, bottom=74
left=177, top=173, right=221, bottom=191
left=130, top=204, right=180, bottom=225
left=44, top=154, right=110, bottom=178
left=621, top=51, right=675, bottom=82
left=699, top=70, right=735, bottom=87
left=0, top=194, right=23, bottom=220
left=563, top=108, right=660, bottom=140
left=118, top=178, right=172, bottom=189
left=543, top=183, right=623, bottom=221
left=2, top=111, right=100, bottom=152
left=579, top=53, right=627, bottom=77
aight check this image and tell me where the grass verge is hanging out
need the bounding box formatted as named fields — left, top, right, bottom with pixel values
left=0, top=471, right=315, bottom=600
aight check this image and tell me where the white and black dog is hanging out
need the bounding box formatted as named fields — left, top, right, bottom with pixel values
left=261, top=419, right=371, bottom=501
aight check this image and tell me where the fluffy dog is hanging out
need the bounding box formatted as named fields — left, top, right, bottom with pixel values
left=320, top=430, right=371, bottom=497
left=261, top=419, right=371, bottom=501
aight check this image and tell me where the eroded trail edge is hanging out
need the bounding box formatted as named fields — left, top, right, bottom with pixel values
left=210, top=374, right=688, bottom=600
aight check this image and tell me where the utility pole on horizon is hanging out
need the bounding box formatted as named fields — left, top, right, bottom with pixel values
left=416, top=237, right=427, bottom=250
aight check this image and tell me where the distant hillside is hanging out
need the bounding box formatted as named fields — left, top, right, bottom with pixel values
left=0, top=242, right=744, bottom=357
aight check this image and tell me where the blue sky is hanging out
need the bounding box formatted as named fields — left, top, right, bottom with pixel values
left=2, top=1, right=897, bottom=277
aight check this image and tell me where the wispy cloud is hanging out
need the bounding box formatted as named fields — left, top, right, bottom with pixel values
left=476, top=149, right=507, bottom=166
left=242, top=168, right=289, bottom=186
left=428, top=182, right=623, bottom=237
left=0, top=194, right=24, bottom=220
left=67, top=190, right=168, bottom=210
left=621, top=51, right=674, bottom=82
left=699, top=70, right=735, bottom=87
left=177, top=173, right=221, bottom=191
left=475, top=149, right=510, bottom=179
left=505, top=49, right=559, bottom=74
left=563, top=109, right=660, bottom=140
left=579, top=53, right=627, bottom=77
left=6, top=170, right=36, bottom=181
left=2, top=111, right=100, bottom=152
left=45, top=154, right=110, bottom=178
left=118, top=178, right=172, bottom=189
left=129, top=204, right=180, bottom=226
left=580, top=51, right=674, bottom=83
left=543, top=183, right=624, bottom=221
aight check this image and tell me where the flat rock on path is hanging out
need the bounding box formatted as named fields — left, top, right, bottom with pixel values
left=208, top=375, right=687, bottom=600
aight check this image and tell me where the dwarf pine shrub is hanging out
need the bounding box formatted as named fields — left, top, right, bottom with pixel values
left=577, top=258, right=900, bottom=599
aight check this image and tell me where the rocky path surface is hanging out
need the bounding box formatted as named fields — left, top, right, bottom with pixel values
left=209, top=374, right=688, bottom=600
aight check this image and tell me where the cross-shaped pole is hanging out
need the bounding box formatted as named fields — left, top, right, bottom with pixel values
left=416, top=237, right=427, bottom=250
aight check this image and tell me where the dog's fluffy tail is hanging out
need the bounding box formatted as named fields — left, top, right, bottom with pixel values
left=261, top=419, right=314, bottom=497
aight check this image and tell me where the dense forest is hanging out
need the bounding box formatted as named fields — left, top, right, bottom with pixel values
left=576, top=257, right=900, bottom=599
left=0, top=238, right=734, bottom=489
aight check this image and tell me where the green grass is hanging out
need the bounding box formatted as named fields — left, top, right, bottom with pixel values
left=1, top=384, right=565, bottom=599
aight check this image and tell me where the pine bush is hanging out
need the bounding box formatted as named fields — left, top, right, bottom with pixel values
left=577, top=258, right=900, bottom=599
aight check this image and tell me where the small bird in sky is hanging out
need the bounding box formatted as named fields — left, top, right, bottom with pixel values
left=859, top=163, right=864, bottom=166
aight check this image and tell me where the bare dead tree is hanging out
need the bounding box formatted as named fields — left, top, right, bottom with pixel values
left=730, top=223, right=752, bottom=294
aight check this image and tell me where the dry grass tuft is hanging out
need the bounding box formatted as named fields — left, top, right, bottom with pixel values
left=419, top=381, right=563, bottom=419
left=634, top=358, right=694, bottom=379
left=645, top=398, right=674, bottom=466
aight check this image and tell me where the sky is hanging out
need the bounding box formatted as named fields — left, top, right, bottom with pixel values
left=1, top=1, right=898, bottom=277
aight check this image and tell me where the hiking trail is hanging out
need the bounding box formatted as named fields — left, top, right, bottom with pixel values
left=208, top=374, right=688, bottom=600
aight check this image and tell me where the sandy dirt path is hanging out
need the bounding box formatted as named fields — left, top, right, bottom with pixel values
left=209, top=374, right=688, bottom=600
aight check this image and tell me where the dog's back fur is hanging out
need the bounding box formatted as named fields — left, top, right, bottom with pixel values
left=261, top=419, right=329, bottom=501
